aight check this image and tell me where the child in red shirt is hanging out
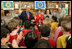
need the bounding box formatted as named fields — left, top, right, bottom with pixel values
left=19, top=20, right=41, bottom=47
left=40, top=24, right=56, bottom=48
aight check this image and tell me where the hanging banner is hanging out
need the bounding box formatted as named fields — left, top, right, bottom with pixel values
left=2, top=1, right=14, bottom=10
left=62, top=8, right=68, bottom=16
left=35, top=1, right=46, bottom=9
left=65, top=8, right=68, bottom=16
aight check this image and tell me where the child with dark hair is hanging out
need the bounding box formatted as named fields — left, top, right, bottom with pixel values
left=52, top=16, right=58, bottom=22
left=22, top=20, right=40, bottom=37
left=66, top=36, right=71, bottom=48
left=33, top=39, right=51, bottom=48
left=1, top=28, right=10, bottom=48
left=43, top=18, right=52, bottom=38
left=57, top=20, right=71, bottom=48
left=22, top=20, right=31, bottom=36
left=51, top=16, right=58, bottom=39
left=40, top=25, right=56, bottom=48
left=19, top=20, right=41, bottom=47
left=40, top=25, right=51, bottom=37
left=25, top=31, right=38, bottom=48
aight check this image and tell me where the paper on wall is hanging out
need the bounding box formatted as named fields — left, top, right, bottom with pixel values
left=65, top=4, right=68, bottom=9
left=15, top=3, right=19, bottom=9
left=56, top=5, right=58, bottom=8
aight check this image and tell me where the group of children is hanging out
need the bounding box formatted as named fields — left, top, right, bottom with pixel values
left=1, top=10, right=71, bottom=48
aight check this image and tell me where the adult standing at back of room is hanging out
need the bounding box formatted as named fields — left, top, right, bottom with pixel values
left=56, top=7, right=65, bottom=20
left=44, top=9, right=52, bottom=19
left=21, top=6, right=35, bottom=25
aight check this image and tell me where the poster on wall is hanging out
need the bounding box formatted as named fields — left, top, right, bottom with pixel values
left=56, top=5, right=58, bottom=8
left=15, top=2, right=19, bottom=9
left=62, top=8, right=68, bottom=16
left=21, top=2, right=34, bottom=9
left=2, top=1, right=14, bottom=10
left=35, top=1, right=46, bottom=9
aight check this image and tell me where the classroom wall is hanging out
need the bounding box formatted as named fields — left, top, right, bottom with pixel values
left=1, top=1, right=71, bottom=17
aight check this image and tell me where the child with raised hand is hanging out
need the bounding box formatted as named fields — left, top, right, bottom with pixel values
left=51, top=16, right=58, bottom=34
left=7, top=18, right=23, bottom=48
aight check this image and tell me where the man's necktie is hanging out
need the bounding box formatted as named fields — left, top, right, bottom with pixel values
left=27, top=12, right=29, bottom=20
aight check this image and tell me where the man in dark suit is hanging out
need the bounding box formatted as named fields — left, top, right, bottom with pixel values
left=21, top=6, right=34, bottom=25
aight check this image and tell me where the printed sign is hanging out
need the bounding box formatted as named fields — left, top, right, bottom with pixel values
left=62, top=8, right=68, bottom=16
left=35, top=1, right=46, bottom=9
left=2, top=1, right=14, bottom=10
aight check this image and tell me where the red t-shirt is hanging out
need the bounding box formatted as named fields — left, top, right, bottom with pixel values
left=19, top=29, right=41, bottom=47
left=19, top=29, right=31, bottom=47
left=19, top=37, right=25, bottom=47
left=35, top=29, right=41, bottom=40
left=8, top=33, right=18, bottom=43
left=57, top=31, right=63, bottom=38
left=35, top=14, right=44, bottom=23
left=48, top=39, right=56, bottom=48
left=22, top=29, right=31, bottom=37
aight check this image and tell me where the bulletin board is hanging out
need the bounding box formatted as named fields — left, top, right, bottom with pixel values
left=1, top=1, right=71, bottom=16
left=21, top=1, right=35, bottom=10
left=47, top=1, right=71, bottom=16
